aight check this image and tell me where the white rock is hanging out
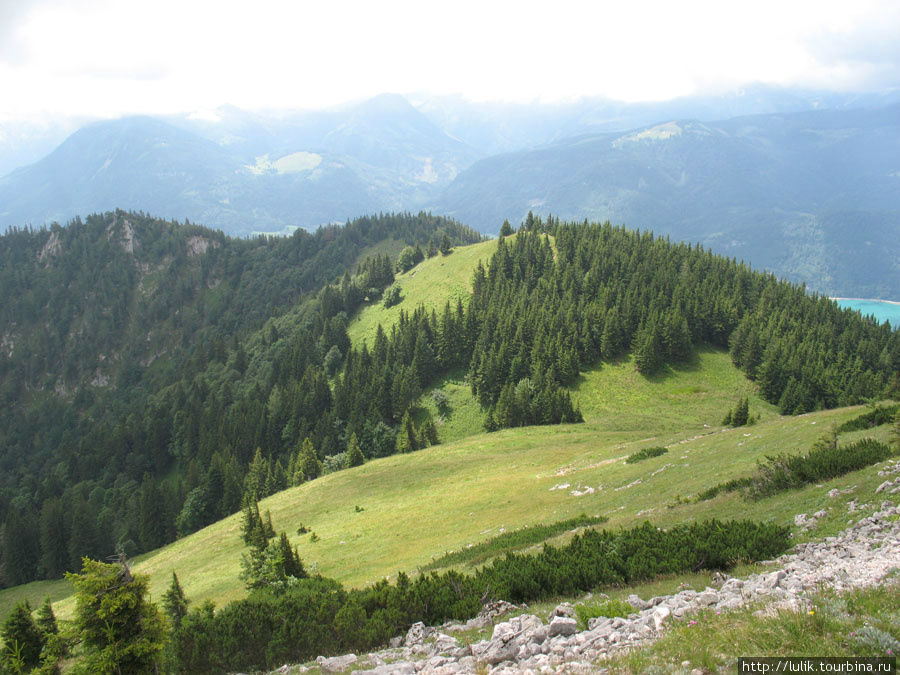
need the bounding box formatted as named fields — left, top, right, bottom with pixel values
left=316, top=653, right=358, bottom=673
left=652, top=605, right=671, bottom=631
left=548, top=616, right=579, bottom=637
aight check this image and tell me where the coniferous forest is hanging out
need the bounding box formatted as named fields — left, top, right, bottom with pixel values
left=1, top=211, right=898, bottom=592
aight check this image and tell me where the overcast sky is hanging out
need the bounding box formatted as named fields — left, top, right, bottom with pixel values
left=1, top=0, right=899, bottom=122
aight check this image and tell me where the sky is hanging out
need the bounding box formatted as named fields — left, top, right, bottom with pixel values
left=1, top=0, right=899, bottom=122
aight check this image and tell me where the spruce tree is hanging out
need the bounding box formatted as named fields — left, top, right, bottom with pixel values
left=67, top=557, right=167, bottom=674
left=397, top=410, right=418, bottom=453
left=35, top=597, right=58, bottom=638
left=162, top=571, right=189, bottom=629
left=346, top=433, right=365, bottom=468
left=732, top=396, right=750, bottom=426
left=1, top=600, right=42, bottom=673
left=297, top=437, right=322, bottom=483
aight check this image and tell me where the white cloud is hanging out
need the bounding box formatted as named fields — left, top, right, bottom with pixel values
left=1, top=0, right=898, bottom=121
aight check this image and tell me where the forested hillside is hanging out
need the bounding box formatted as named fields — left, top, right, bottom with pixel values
left=0, top=211, right=483, bottom=587
left=1, top=212, right=897, bottom=594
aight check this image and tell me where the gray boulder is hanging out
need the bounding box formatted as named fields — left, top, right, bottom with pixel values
left=548, top=616, right=579, bottom=637
left=316, top=653, right=357, bottom=672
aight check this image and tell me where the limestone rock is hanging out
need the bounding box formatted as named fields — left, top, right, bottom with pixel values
left=404, top=621, right=428, bottom=647
left=316, top=653, right=357, bottom=672
left=547, top=602, right=576, bottom=621
left=548, top=616, right=578, bottom=637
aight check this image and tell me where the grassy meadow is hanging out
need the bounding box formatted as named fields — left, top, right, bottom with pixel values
left=4, top=352, right=892, bottom=624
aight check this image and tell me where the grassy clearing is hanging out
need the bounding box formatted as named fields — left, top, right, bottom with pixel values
left=608, top=577, right=900, bottom=672
left=347, top=238, right=501, bottom=348
left=417, top=371, right=485, bottom=444
left=572, top=349, right=778, bottom=435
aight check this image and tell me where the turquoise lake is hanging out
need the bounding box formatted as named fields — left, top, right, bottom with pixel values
left=835, top=299, right=900, bottom=329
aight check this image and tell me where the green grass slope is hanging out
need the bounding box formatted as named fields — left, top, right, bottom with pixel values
left=6, top=348, right=893, bottom=624
left=347, top=237, right=501, bottom=347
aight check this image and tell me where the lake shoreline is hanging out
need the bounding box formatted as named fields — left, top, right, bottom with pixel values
left=831, top=297, right=900, bottom=306
left=832, top=297, right=900, bottom=328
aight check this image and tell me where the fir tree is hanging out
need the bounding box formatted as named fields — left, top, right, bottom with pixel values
left=1, top=600, right=42, bottom=673
left=346, top=433, right=365, bottom=468
left=296, top=437, right=322, bottom=483
left=732, top=396, right=750, bottom=426
left=67, top=556, right=167, bottom=674
left=397, top=410, right=418, bottom=453
left=162, top=571, right=190, bottom=629
left=35, top=597, right=58, bottom=638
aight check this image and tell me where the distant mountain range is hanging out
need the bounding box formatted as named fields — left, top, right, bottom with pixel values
left=435, top=106, right=900, bottom=298
left=0, top=95, right=476, bottom=234
left=1, top=89, right=899, bottom=296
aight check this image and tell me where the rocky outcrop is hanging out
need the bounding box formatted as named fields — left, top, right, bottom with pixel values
left=293, top=479, right=900, bottom=674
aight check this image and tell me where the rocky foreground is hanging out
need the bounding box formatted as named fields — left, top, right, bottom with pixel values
left=291, top=461, right=900, bottom=674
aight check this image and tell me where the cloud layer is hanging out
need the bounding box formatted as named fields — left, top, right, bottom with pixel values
left=2, top=0, right=898, bottom=121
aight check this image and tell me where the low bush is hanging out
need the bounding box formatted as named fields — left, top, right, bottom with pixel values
left=696, top=477, right=753, bottom=502
left=421, top=514, right=606, bottom=571
left=749, top=438, right=894, bottom=499
left=625, top=446, right=668, bottom=464
left=575, top=598, right=634, bottom=629
left=838, top=404, right=899, bottom=432
left=170, top=518, right=790, bottom=672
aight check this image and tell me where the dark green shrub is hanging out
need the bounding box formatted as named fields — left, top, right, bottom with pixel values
left=838, top=404, right=899, bottom=432
left=575, top=599, right=634, bottom=629
left=422, top=514, right=607, bottom=571
left=171, top=519, right=790, bottom=673
left=1, top=601, right=43, bottom=673
left=750, top=438, right=894, bottom=498
left=625, top=446, right=668, bottom=464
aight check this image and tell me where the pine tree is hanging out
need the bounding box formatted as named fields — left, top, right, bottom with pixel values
left=162, top=571, right=189, bottom=629
left=39, top=497, right=70, bottom=579
left=346, top=433, right=365, bottom=468
left=732, top=396, right=750, bottom=426
left=35, top=597, right=58, bottom=638
left=1, top=600, right=42, bottom=673
left=2, top=508, right=41, bottom=587
left=396, top=410, right=418, bottom=453
left=241, top=500, right=274, bottom=550
left=67, top=556, right=167, bottom=674
left=138, top=474, right=167, bottom=553
left=420, top=417, right=439, bottom=446
left=634, top=323, right=664, bottom=375
left=600, top=306, right=624, bottom=359
left=296, top=437, right=322, bottom=483
left=244, top=448, right=268, bottom=500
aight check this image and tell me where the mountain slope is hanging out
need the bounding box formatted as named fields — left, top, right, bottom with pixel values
left=0, top=210, right=483, bottom=587
left=0, top=96, right=479, bottom=235
left=1, top=372, right=891, bottom=623
left=434, top=106, right=900, bottom=298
